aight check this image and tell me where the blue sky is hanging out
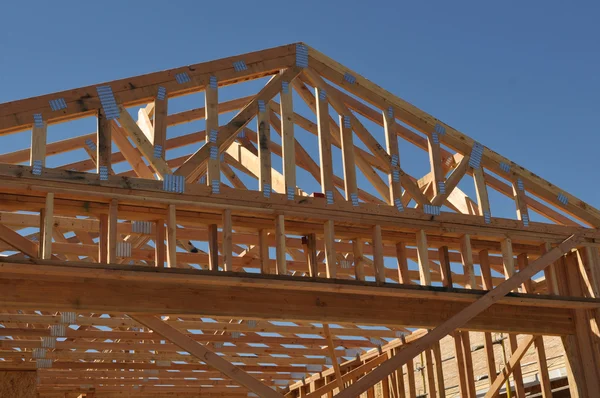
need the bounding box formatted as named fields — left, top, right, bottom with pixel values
left=0, top=0, right=598, bottom=208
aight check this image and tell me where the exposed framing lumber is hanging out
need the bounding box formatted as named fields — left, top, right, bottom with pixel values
left=334, top=234, right=581, bottom=397
left=484, top=335, right=535, bottom=398
left=131, top=315, right=285, bottom=398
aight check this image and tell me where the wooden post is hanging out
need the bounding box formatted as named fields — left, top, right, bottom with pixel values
left=315, top=87, right=334, bottom=198
left=372, top=225, right=385, bottom=284
left=280, top=75, right=296, bottom=198
left=208, top=224, right=219, bottom=271
left=324, top=220, right=336, bottom=279
left=438, top=246, right=453, bottom=288
left=107, top=199, right=118, bottom=263
left=304, top=233, right=318, bottom=277
left=396, top=242, right=411, bottom=285
left=97, top=111, right=112, bottom=174
left=460, top=234, right=476, bottom=289
left=383, top=108, right=402, bottom=206
left=98, top=214, right=108, bottom=263
left=353, top=238, right=365, bottom=281
left=259, top=229, right=270, bottom=274
left=155, top=219, right=165, bottom=267
left=153, top=89, right=168, bottom=159
left=206, top=74, right=220, bottom=186
left=416, top=230, right=431, bottom=285
left=258, top=104, right=272, bottom=195
left=339, top=114, right=357, bottom=202
left=41, top=193, right=54, bottom=260
left=166, top=205, right=177, bottom=268
left=222, top=210, right=232, bottom=271
left=275, top=215, right=286, bottom=275
left=30, top=116, right=47, bottom=167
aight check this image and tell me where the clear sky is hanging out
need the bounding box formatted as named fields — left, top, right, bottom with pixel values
left=0, top=0, right=598, bottom=208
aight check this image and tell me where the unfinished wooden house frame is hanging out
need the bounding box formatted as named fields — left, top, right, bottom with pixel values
left=0, top=43, right=598, bottom=397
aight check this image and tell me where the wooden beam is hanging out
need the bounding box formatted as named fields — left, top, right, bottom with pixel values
left=383, top=108, right=402, bottom=206
left=258, top=98, right=272, bottom=195
left=131, top=315, right=284, bottom=398
left=438, top=246, right=453, bottom=288
left=97, top=111, right=112, bottom=175
left=153, top=90, right=168, bottom=158
left=334, top=234, right=581, bottom=397
left=280, top=74, right=295, bottom=198
left=323, top=324, right=344, bottom=392
left=117, top=105, right=171, bottom=178
left=339, top=114, right=357, bottom=202
left=0, top=224, right=39, bottom=258
left=315, top=87, right=334, bottom=198
left=205, top=75, right=220, bottom=186
left=30, top=117, right=47, bottom=167
left=484, top=335, right=535, bottom=398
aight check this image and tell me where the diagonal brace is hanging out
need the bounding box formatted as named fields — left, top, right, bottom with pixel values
left=335, top=233, right=582, bottom=397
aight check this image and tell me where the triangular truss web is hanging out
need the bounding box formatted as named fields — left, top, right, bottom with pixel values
left=0, top=43, right=597, bottom=396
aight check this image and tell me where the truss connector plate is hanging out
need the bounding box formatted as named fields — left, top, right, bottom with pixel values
left=50, top=324, right=66, bottom=337
left=350, top=193, right=359, bottom=207
left=434, top=123, right=446, bottom=135
left=296, top=44, right=308, bottom=68
left=162, top=174, right=185, bottom=194
left=33, top=113, right=44, bottom=128
left=468, top=142, right=484, bottom=168
left=49, top=98, right=67, bottom=112
left=257, top=100, right=266, bottom=113
left=343, top=115, right=351, bottom=128
left=281, top=80, right=289, bottom=94
left=325, top=190, right=334, bottom=205
left=233, top=60, right=248, bottom=72
left=500, top=162, right=511, bottom=173
left=394, top=198, right=404, bottom=212
left=99, top=166, right=109, bottom=181
left=437, top=181, right=446, bottom=195
left=175, top=72, right=191, bottom=84
left=521, top=213, right=530, bottom=227
left=96, top=86, right=120, bottom=120
left=60, top=312, right=77, bottom=325
left=211, top=180, right=220, bottom=194
left=262, top=183, right=271, bottom=198
left=85, top=139, right=97, bottom=152
left=557, top=192, right=568, bottom=205
left=132, top=221, right=152, bottom=234
left=287, top=187, right=295, bottom=201
left=32, top=348, right=46, bottom=359
left=423, top=204, right=441, bottom=216
left=343, top=72, right=356, bottom=84
left=32, top=160, right=43, bottom=176
left=36, top=359, right=52, bottom=369
left=483, top=210, right=491, bottom=224
left=153, top=144, right=163, bottom=159
left=208, top=76, right=217, bottom=90
left=116, top=242, right=132, bottom=258
left=41, top=337, right=56, bottom=349
left=156, top=86, right=167, bottom=101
